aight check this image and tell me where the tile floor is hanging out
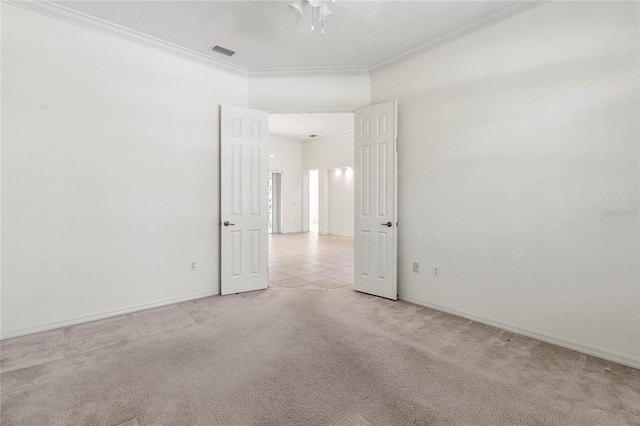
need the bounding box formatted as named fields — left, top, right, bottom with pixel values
left=0, top=232, right=353, bottom=373
left=269, top=232, right=354, bottom=290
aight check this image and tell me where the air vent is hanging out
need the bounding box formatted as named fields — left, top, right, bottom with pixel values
left=211, top=45, right=236, bottom=57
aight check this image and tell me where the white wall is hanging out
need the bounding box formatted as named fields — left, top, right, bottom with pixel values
left=328, top=168, right=354, bottom=237
left=309, top=169, right=319, bottom=226
left=249, top=76, right=370, bottom=113
left=268, top=138, right=302, bottom=233
left=371, top=1, right=639, bottom=367
left=1, top=4, right=249, bottom=337
left=302, top=130, right=354, bottom=235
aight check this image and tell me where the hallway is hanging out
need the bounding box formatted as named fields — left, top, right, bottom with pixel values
left=268, top=232, right=354, bottom=290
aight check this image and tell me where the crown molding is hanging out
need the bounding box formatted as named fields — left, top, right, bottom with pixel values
left=368, top=0, right=548, bottom=75
left=249, top=66, right=369, bottom=79
left=5, top=0, right=249, bottom=77
left=7, top=0, right=547, bottom=79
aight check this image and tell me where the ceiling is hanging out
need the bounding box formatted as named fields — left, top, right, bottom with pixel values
left=51, top=1, right=541, bottom=74
left=269, top=113, right=353, bottom=142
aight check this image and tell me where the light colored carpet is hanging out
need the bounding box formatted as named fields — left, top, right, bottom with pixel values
left=2, top=287, right=639, bottom=425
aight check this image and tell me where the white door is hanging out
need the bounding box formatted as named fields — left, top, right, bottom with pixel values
left=220, top=105, right=269, bottom=295
left=354, top=101, right=398, bottom=300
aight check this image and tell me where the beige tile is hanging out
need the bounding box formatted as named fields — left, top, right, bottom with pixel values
left=338, top=284, right=356, bottom=292
left=268, top=262, right=286, bottom=269
left=71, top=316, right=140, bottom=353
left=298, top=284, right=325, bottom=290
left=302, top=265, right=332, bottom=274
left=292, top=262, right=317, bottom=269
left=268, top=271, right=292, bottom=282
left=269, top=264, right=290, bottom=272
left=274, top=267, right=309, bottom=277
left=319, top=269, right=346, bottom=279
left=312, top=261, right=339, bottom=268
left=302, top=259, right=325, bottom=266
left=298, top=273, right=327, bottom=283
left=273, top=260, right=299, bottom=267
left=133, top=305, right=196, bottom=336
left=268, top=232, right=354, bottom=293
left=315, top=279, right=348, bottom=289
left=0, top=329, right=65, bottom=373
left=339, top=274, right=355, bottom=284
left=277, top=277, right=308, bottom=288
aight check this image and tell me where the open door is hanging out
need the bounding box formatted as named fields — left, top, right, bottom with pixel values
left=220, top=105, right=269, bottom=295
left=354, top=101, right=398, bottom=300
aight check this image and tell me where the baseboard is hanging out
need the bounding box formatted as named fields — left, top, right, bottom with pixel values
left=398, top=295, right=640, bottom=370
left=1, top=290, right=219, bottom=340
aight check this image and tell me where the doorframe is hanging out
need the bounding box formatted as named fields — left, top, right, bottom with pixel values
left=326, top=166, right=355, bottom=237
left=262, top=109, right=378, bottom=293
left=270, top=109, right=356, bottom=237
left=269, top=171, right=283, bottom=234
left=303, top=169, right=320, bottom=234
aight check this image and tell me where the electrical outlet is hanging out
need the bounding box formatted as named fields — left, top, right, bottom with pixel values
left=412, top=262, right=419, bottom=273
left=432, top=266, right=439, bottom=277
left=189, top=261, right=196, bottom=271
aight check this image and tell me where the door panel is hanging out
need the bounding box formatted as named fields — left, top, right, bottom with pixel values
left=354, top=101, right=397, bottom=300
left=221, top=105, right=269, bottom=295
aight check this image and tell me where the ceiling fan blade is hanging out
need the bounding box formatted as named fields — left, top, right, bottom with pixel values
left=337, top=0, right=382, bottom=19
left=316, top=4, right=332, bottom=21
left=289, top=0, right=306, bottom=16
left=294, top=5, right=313, bottom=34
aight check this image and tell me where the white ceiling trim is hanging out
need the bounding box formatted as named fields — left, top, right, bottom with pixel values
left=7, top=0, right=249, bottom=77
left=368, top=1, right=547, bottom=75
left=249, top=66, right=369, bottom=79
left=9, top=0, right=546, bottom=79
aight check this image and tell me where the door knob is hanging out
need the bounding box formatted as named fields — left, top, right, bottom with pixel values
left=223, top=221, right=235, bottom=227
left=381, top=221, right=392, bottom=227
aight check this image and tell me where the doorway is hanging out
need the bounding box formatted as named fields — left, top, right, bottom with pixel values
left=327, top=167, right=354, bottom=237
left=308, top=169, right=319, bottom=234
left=269, top=172, right=282, bottom=234
left=267, top=112, right=356, bottom=290
left=221, top=104, right=396, bottom=298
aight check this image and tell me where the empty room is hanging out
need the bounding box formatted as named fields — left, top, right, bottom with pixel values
left=1, top=1, right=639, bottom=425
